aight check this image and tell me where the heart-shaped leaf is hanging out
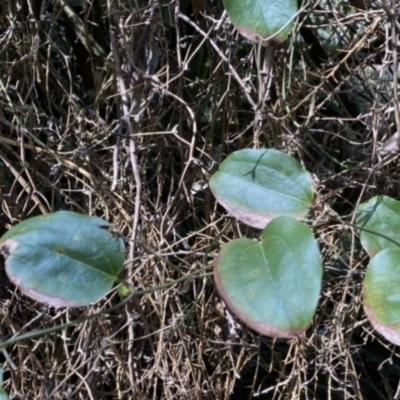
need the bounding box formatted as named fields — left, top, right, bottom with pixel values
left=214, top=216, right=322, bottom=337
left=363, top=248, right=400, bottom=346
left=356, top=196, right=400, bottom=257
left=222, top=0, right=298, bottom=44
left=209, top=149, right=313, bottom=229
left=0, top=211, right=125, bottom=308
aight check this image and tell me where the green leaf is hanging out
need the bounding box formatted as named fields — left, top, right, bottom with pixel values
left=118, top=283, right=131, bottom=298
left=356, top=196, right=400, bottom=257
left=363, top=248, right=400, bottom=346
left=209, top=149, right=313, bottom=229
left=214, top=216, right=322, bottom=337
left=222, top=0, right=298, bottom=44
left=0, top=368, right=8, bottom=400
left=0, top=211, right=125, bottom=308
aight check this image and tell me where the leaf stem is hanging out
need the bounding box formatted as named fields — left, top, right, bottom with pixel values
left=0, top=266, right=212, bottom=349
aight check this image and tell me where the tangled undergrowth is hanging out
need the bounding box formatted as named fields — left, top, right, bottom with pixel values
left=1, top=0, right=400, bottom=399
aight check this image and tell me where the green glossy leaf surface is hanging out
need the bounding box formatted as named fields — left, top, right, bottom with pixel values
left=0, top=211, right=125, bottom=308
left=364, top=248, right=400, bottom=346
left=222, top=0, right=298, bottom=44
left=214, top=216, right=322, bottom=337
left=356, top=196, right=400, bottom=257
left=209, top=149, right=313, bottom=229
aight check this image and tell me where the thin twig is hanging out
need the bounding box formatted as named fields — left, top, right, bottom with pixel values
left=0, top=148, right=49, bottom=215
left=0, top=265, right=211, bottom=349
left=178, top=12, right=257, bottom=110
left=109, top=26, right=141, bottom=270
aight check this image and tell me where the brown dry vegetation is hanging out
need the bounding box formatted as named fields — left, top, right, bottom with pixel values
left=1, top=0, right=400, bottom=399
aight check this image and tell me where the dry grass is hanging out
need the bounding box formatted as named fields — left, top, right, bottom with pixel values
left=1, top=0, right=400, bottom=399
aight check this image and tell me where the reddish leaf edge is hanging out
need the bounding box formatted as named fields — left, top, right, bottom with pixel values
left=363, top=302, right=400, bottom=346
left=213, top=254, right=305, bottom=338
left=0, top=238, right=89, bottom=308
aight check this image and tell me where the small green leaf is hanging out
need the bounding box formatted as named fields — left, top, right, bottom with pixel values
left=118, top=283, right=131, bottom=298
left=222, top=0, right=298, bottom=44
left=214, top=216, right=322, bottom=337
left=356, top=196, right=400, bottom=257
left=363, top=248, right=400, bottom=346
left=0, top=211, right=125, bottom=308
left=209, top=149, right=313, bottom=229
